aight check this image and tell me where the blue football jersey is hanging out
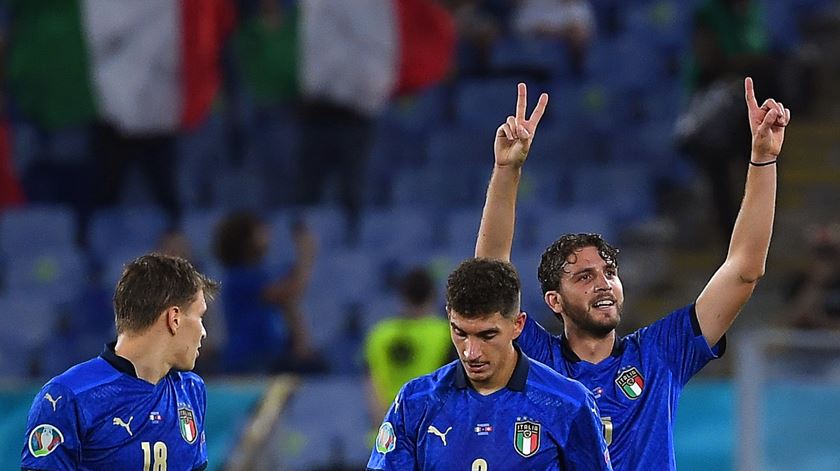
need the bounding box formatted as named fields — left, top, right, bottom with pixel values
left=21, top=343, right=208, bottom=471
left=367, top=347, right=612, bottom=471
left=517, top=304, right=725, bottom=470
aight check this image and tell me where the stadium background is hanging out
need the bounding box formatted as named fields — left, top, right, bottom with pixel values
left=1, top=0, right=839, bottom=469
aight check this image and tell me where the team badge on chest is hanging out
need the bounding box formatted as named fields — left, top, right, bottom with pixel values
left=513, top=419, right=540, bottom=457
left=178, top=406, right=198, bottom=444
left=615, top=366, right=645, bottom=399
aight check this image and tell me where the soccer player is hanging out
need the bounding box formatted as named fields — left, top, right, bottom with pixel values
left=21, top=253, right=219, bottom=470
left=475, top=79, right=789, bottom=469
left=367, top=258, right=612, bottom=471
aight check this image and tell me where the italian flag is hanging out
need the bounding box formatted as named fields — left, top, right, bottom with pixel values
left=10, top=0, right=452, bottom=133
left=300, top=0, right=454, bottom=115
left=623, top=375, right=644, bottom=398
left=8, top=0, right=234, bottom=134
left=517, top=430, right=538, bottom=456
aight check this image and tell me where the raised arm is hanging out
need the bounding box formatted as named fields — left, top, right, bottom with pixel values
left=475, top=83, right=548, bottom=261
left=696, top=77, right=790, bottom=345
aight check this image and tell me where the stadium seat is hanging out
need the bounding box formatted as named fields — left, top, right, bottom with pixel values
left=490, top=37, right=572, bottom=79
left=273, top=377, right=372, bottom=470
left=0, top=205, right=77, bottom=257
left=532, top=205, right=615, bottom=250
left=0, top=295, right=57, bottom=369
left=455, top=79, right=529, bottom=129
left=359, top=208, right=436, bottom=256
left=88, top=206, right=169, bottom=262
left=3, top=248, right=88, bottom=304
left=181, top=208, right=227, bottom=263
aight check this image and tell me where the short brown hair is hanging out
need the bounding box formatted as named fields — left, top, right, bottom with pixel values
left=114, top=253, right=220, bottom=334
left=446, top=258, right=520, bottom=319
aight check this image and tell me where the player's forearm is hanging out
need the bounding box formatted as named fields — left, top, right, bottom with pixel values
left=725, top=151, right=777, bottom=282
left=475, top=165, right=522, bottom=261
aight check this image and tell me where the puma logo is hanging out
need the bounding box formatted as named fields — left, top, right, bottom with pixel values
left=44, top=393, right=62, bottom=412
left=427, top=425, right=452, bottom=446
left=113, top=416, right=134, bottom=436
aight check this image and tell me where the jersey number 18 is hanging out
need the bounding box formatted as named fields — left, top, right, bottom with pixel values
left=141, top=441, right=167, bottom=471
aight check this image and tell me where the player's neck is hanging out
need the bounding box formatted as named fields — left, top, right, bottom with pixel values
left=114, top=333, right=171, bottom=385
left=565, top=328, right=616, bottom=364
left=472, top=345, right=517, bottom=395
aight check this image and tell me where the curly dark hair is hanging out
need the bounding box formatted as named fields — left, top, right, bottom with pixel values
left=114, top=253, right=220, bottom=334
left=446, top=258, right=520, bottom=319
left=213, top=211, right=266, bottom=267
left=538, top=233, right=619, bottom=294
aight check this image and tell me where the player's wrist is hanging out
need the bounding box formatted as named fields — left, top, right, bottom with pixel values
left=749, top=151, right=778, bottom=166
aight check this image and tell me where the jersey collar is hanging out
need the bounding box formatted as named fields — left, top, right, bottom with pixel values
left=559, top=333, right=625, bottom=363
left=454, top=343, right=530, bottom=392
left=101, top=341, right=140, bottom=378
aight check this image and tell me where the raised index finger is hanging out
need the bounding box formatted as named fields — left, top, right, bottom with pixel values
left=744, top=77, right=758, bottom=112
left=516, top=83, right=527, bottom=121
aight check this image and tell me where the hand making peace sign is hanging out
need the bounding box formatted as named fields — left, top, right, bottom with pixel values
left=494, top=83, right=549, bottom=169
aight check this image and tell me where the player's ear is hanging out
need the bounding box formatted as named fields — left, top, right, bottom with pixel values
left=544, top=290, right=564, bottom=315
left=165, top=306, right=181, bottom=335
left=512, top=311, right=527, bottom=339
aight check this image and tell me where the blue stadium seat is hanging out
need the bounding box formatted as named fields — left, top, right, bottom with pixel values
left=3, top=248, right=88, bottom=303
left=455, top=79, right=526, bottom=129
left=274, top=377, right=372, bottom=470
left=392, top=162, right=488, bottom=209
left=532, top=205, right=615, bottom=250
left=304, top=249, right=382, bottom=306
left=359, top=208, right=436, bottom=256
left=444, top=207, right=482, bottom=255
left=181, top=208, right=227, bottom=264
left=300, top=205, right=349, bottom=252
left=490, top=37, right=572, bottom=79
left=570, top=163, right=656, bottom=225
left=622, top=0, right=692, bottom=53
left=0, top=296, right=57, bottom=374
left=88, top=206, right=169, bottom=262
left=0, top=205, right=77, bottom=257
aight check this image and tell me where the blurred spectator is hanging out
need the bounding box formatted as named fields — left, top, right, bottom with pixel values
left=788, top=224, right=840, bottom=330
left=677, top=0, right=779, bottom=244
left=440, top=0, right=504, bottom=77
left=512, top=0, right=595, bottom=76
left=213, top=210, right=324, bottom=374
left=364, top=267, right=452, bottom=423
left=296, top=0, right=454, bottom=241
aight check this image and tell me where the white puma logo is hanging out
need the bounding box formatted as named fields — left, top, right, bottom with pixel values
left=113, top=416, right=134, bottom=436
left=427, top=425, right=452, bottom=446
left=44, top=393, right=62, bottom=412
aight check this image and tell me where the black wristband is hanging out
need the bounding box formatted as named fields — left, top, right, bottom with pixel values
left=750, top=159, right=777, bottom=167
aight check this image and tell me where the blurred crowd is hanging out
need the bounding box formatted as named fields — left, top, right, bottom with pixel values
left=0, top=0, right=836, bottom=386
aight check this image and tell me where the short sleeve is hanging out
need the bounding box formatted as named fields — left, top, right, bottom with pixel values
left=20, top=384, right=82, bottom=470
left=641, top=304, right=725, bottom=385
left=366, top=386, right=418, bottom=471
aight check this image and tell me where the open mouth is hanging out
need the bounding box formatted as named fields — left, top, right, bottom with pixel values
left=592, top=298, right=616, bottom=309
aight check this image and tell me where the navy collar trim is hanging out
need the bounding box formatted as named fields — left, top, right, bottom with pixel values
left=560, top=333, right=625, bottom=363
left=101, top=341, right=139, bottom=378
left=454, top=343, right=530, bottom=391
